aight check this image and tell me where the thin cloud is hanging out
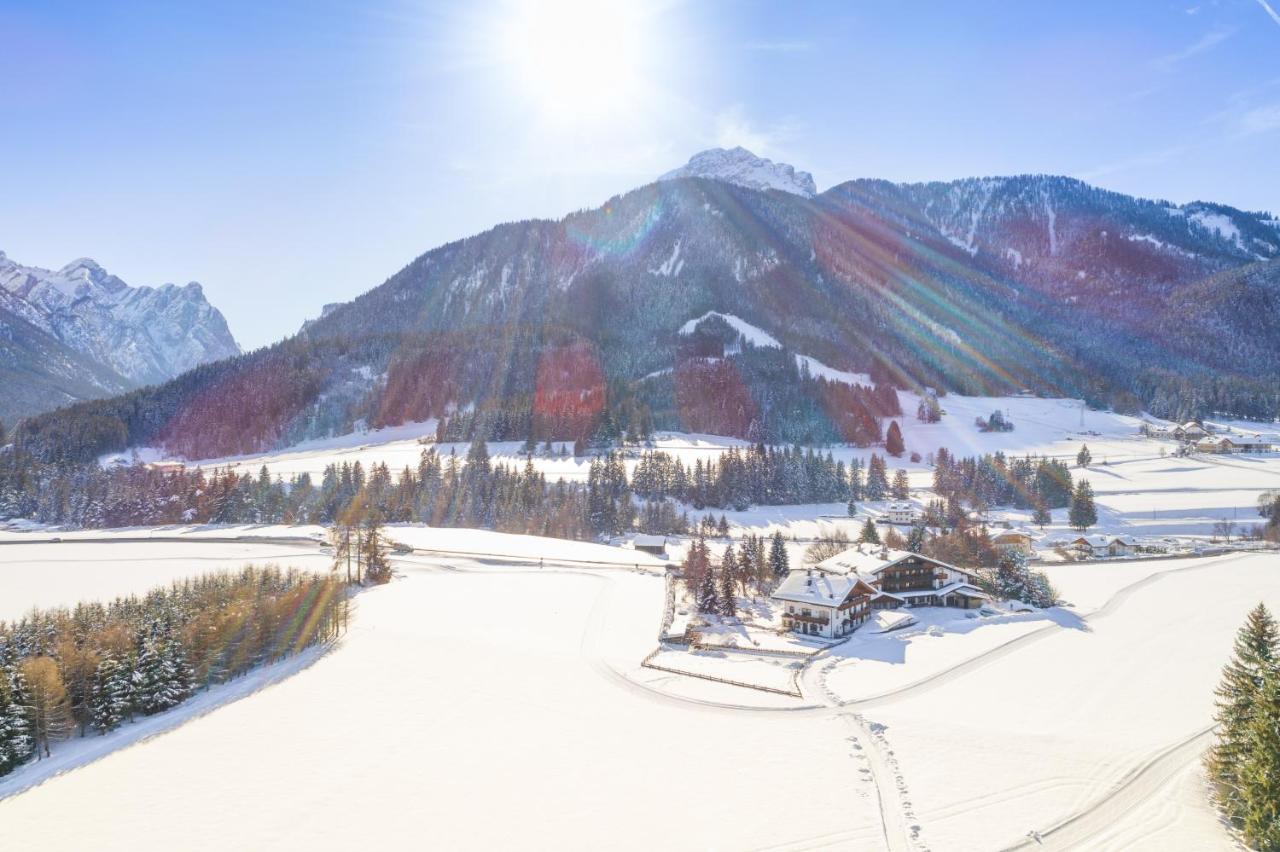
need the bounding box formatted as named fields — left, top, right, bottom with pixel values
left=1256, top=0, right=1280, bottom=27
left=1204, top=79, right=1280, bottom=138
left=712, top=106, right=800, bottom=156
left=1237, top=103, right=1280, bottom=135
left=1151, top=27, right=1234, bottom=71
left=1076, top=146, right=1186, bottom=182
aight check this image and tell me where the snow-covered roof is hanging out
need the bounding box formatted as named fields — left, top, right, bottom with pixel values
left=772, top=570, right=876, bottom=608
left=632, top=534, right=667, bottom=547
left=816, top=544, right=979, bottom=580
left=887, top=502, right=915, bottom=512
left=1072, top=534, right=1136, bottom=548
left=895, top=580, right=988, bottom=600
left=992, top=528, right=1034, bottom=541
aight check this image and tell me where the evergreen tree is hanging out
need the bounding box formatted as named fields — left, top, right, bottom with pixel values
left=859, top=518, right=881, bottom=545
left=1077, top=444, right=1092, bottom=468
left=719, top=547, right=738, bottom=618
left=362, top=514, right=394, bottom=585
left=885, top=421, right=905, bottom=457
left=1068, top=479, right=1097, bottom=531
left=866, top=455, right=889, bottom=501
left=985, top=552, right=1056, bottom=608
left=91, top=654, right=129, bottom=734
left=1, top=663, right=35, bottom=773
left=132, top=636, right=167, bottom=716
left=847, top=498, right=857, bottom=518
left=1208, top=603, right=1280, bottom=826
left=891, top=469, right=910, bottom=500
left=1238, top=668, right=1280, bottom=849
left=768, top=531, right=790, bottom=583
left=907, top=523, right=927, bottom=553
left=1032, top=501, right=1052, bottom=529
left=695, top=563, right=720, bottom=617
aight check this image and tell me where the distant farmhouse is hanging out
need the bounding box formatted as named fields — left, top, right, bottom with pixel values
left=991, top=529, right=1035, bottom=556
left=1140, top=420, right=1273, bottom=454
left=1070, top=534, right=1139, bottom=558
left=773, top=545, right=988, bottom=639
left=884, top=502, right=918, bottom=525
left=1174, top=421, right=1210, bottom=442
left=1195, top=436, right=1273, bottom=454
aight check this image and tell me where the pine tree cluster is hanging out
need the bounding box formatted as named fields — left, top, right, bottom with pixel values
left=682, top=531, right=791, bottom=617
left=931, top=447, right=1073, bottom=515
left=1, top=440, right=907, bottom=544
left=0, top=567, right=347, bottom=779
left=1207, top=603, right=1280, bottom=849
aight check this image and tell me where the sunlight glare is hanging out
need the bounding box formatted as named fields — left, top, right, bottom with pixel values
left=498, top=0, right=652, bottom=124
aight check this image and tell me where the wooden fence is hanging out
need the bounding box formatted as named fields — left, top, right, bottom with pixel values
left=640, top=647, right=804, bottom=698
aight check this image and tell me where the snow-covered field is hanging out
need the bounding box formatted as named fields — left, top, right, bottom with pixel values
left=0, top=537, right=332, bottom=622
left=0, top=526, right=1275, bottom=849
left=0, top=549, right=887, bottom=851
left=866, top=552, right=1276, bottom=851
left=100, top=382, right=1280, bottom=549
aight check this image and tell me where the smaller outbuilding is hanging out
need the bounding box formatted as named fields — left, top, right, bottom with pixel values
left=631, top=534, right=668, bottom=557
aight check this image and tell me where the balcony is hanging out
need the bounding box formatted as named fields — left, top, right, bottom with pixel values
left=785, top=612, right=830, bottom=625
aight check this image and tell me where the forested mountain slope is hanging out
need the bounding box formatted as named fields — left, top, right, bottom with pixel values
left=14, top=158, right=1280, bottom=463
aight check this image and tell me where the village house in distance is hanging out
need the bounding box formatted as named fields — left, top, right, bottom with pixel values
left=773, top=545, right=989, bottom=639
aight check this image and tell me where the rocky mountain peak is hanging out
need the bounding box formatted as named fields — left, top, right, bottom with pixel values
left=659, top=147, right=817, bottom=198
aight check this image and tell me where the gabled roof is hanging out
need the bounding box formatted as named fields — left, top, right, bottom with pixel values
left=894, top=579, right=988, bottom=600
left=1071, top=534, right=1136, bottom=548
left=816, top=544, right=980, bottom=580
left=992, top=528, right=1034, bottom=542
left=632, top=534, right=666, bottom=547
left=772, top=569, right=877, bottom=608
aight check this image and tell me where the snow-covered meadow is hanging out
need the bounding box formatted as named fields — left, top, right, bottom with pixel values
left=100, top=376, right=1280, bottom=549
left=0, top=525, right=1275, bottom=849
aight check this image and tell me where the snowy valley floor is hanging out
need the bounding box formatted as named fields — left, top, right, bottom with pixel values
left=0, top=529, right=1274, bottom=850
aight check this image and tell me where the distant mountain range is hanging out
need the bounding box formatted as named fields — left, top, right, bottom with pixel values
left=0, top=252, right=240, bottom=422
left=14, top=148, right=1280, bottom=462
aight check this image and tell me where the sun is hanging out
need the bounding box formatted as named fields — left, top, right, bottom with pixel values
left=496, top=0, right=653, bottom=125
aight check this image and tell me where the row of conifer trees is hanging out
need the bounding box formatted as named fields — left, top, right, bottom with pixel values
left=0, top=567, right=348, bottom=778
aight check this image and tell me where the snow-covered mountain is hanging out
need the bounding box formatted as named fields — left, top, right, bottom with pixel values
left=659, top=147, right=817, bottom=197
left=17, top=166, right=1280, bottom=463
left=0, top=251, right=239, bottom=387
left=0, top=251, right=240, bottom=419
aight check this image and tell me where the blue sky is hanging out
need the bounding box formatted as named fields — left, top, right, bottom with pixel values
left=2, top=0, right=1278, bottom=349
